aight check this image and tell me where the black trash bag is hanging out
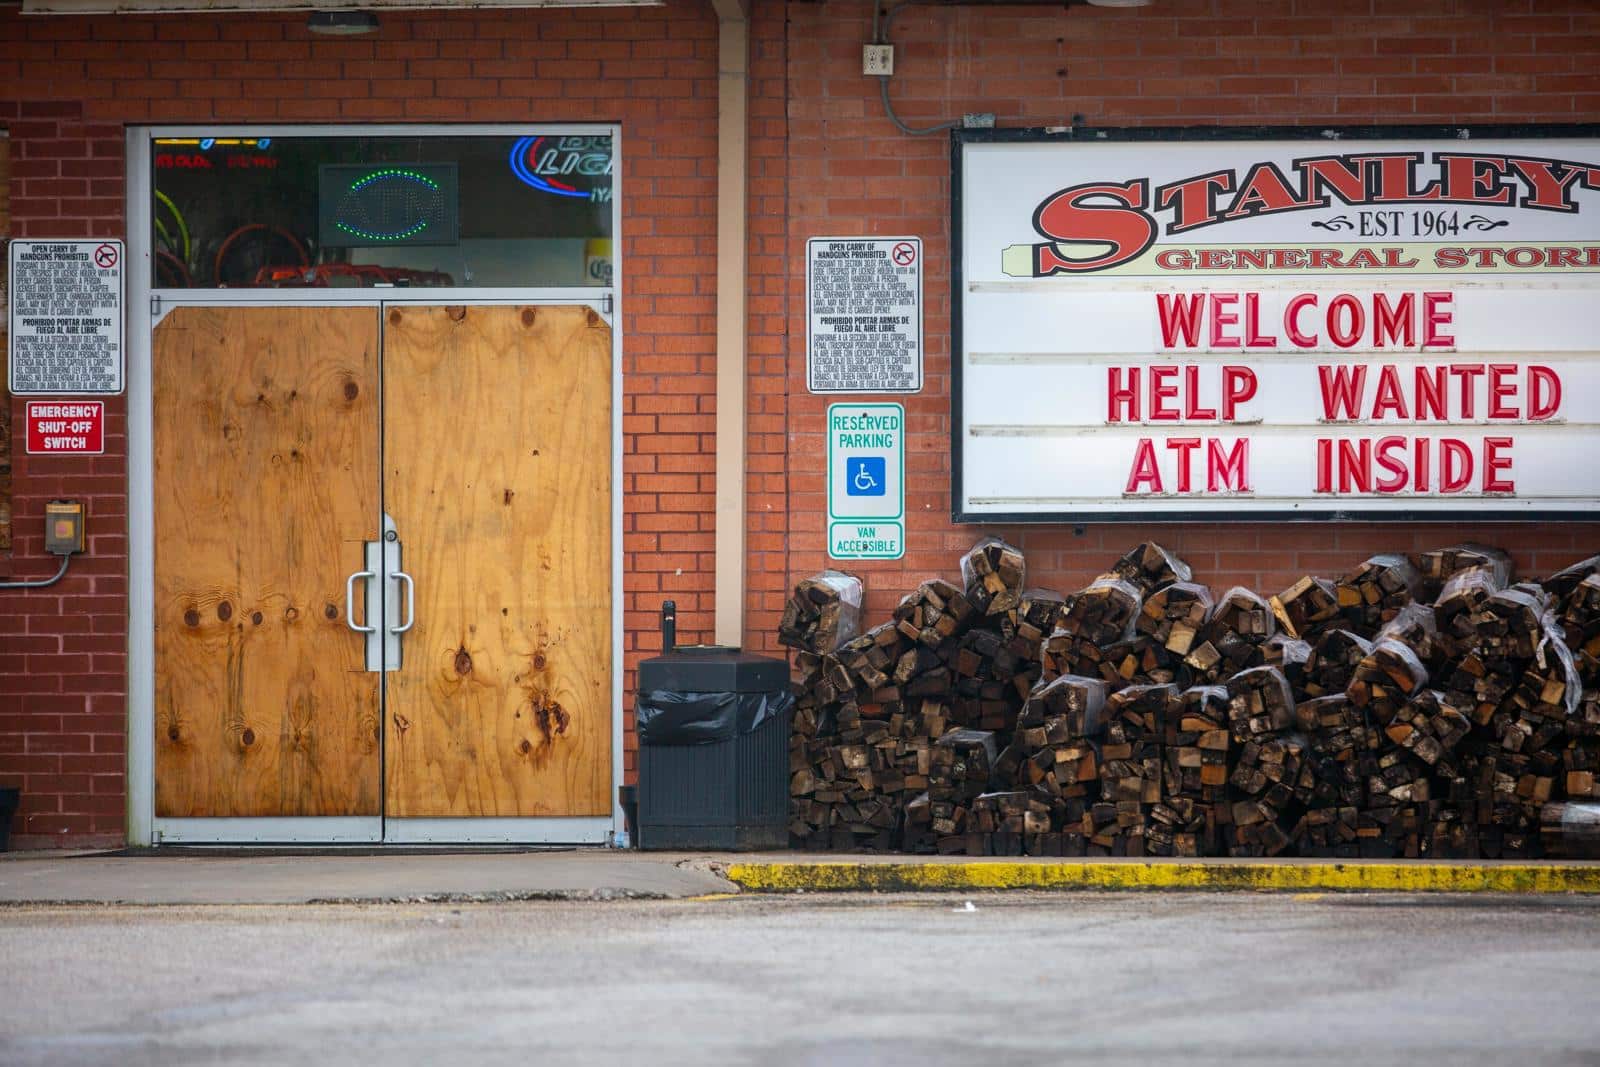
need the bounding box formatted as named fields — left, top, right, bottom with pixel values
left=636, top=688, right=795, bottom=746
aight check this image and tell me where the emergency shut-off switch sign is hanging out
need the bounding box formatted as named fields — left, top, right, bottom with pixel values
left=954, top=131, right=1600, bottom=521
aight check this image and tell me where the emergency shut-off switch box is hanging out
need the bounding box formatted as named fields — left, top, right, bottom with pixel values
left=45, top=501, right=85, bottom=555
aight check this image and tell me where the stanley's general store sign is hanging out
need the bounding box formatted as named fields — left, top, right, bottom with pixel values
left=953, top=129, right=1600, bottom=521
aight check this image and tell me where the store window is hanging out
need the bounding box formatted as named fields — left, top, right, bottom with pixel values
left=151, top=132, right=613, bottom=289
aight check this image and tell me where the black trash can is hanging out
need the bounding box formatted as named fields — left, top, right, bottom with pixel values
left=636, top=644, right=794, bottom=850
left=0, top=788, right=18, bottom=852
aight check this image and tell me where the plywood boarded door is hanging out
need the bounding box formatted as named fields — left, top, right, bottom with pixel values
left=153, top=306, right=381, bottom=818
left=383, top=305, right=613, bottom=819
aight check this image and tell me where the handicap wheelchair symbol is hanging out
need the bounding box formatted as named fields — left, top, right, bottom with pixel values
left=846, top=456, right=886, bottom=497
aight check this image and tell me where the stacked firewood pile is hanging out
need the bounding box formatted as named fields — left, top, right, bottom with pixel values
left=784, top=540, right=1600, bottom=859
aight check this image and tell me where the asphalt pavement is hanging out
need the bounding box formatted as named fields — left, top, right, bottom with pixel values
left=2, top=892, right=1597, bottom=1066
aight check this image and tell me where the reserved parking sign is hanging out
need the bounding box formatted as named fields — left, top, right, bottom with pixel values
left=827, top=402, right=904, bottom=560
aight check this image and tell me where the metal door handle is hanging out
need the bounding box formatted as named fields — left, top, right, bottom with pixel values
left=346, top=570, right=377, bottom=633
left=391, top=570, right=416, bottom=634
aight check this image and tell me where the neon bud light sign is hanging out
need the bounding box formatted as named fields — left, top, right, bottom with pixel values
left=509, top=135, right=613, bottom=202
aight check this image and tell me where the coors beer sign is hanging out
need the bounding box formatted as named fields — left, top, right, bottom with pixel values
left=954, top=130, right=1600, bottom=520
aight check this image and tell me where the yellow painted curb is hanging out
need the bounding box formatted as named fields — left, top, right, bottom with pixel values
left=724, top=861, right=1600, bottom=895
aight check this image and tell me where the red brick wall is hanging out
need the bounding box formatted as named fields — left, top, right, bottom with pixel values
left=776, top=0, right=1600, bottom=632
left=0, top=102, right=129, bottom=848
left=0, top=2, right=734, bottom=846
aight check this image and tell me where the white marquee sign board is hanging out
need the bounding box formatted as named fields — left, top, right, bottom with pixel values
left=954, top=131, right=1600, bottom=520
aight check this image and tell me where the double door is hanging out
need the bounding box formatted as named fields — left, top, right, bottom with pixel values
left=150, top=303, right=613, bottom=841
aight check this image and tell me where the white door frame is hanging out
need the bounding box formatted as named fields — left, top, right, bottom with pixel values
left=126, top=124, right=625, bottom=846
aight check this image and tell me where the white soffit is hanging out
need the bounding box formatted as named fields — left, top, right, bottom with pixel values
left=25, top=0, right=661, bottom=12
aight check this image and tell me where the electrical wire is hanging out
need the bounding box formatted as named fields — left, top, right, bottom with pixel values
left=874, top=1, right=961, bottom=137
left=0, top=555, right=71, bottom=591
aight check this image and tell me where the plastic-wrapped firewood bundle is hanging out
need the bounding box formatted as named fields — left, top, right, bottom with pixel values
left=779, top=570, right=864, bottom=654
left=1557, top=573, right=1600, bottom=683
left=1293, top=805, right=1362, bottom=857
left=965, top=789, right=1056, bottom=857
left=1226, top=665, right=1297, bottom=743
left=1376, top=600, right=1448, bottom=674
left=1224, top=666, right=1307, bottom=856
left=993, top=676, right=1105, bottom=848
left=960, top=537, right=1027, bottom=617
left=1335, top=553, right=1423, bottom=636
left=1559, top=690, right=1600, bottom=804
left=927, top=728, right=1000, bottom=853
left=1187, top=586, right=1275, bottom=682
left=1058, top=574, right=1142, bottom=644
left=1417, top=543, right=1513, bottom=602
left=1434, top=564, right=1510, bottom=649
left=892, top=578, right=976, bottom=649
left=1091, top=684, right=1175, bottom=856
left=1109, top=541, right=1191, bottom=597
left=1345, top=637, right=1431, bottom=724
left=1384, top=689, right=1473, bottom=773
left=1162, top=685, right=1231, bottom=856
left=1228, top=734, right=1310, bottom=857
left=1543, top=554, right=1600, bottom=602
left=1017, top=673, right=1107, bottom=741
left=1540, top=801, right=1600, bottom=858
left=1263, top=634, right=1312, bottom=692
left=1271, top=575, right=1340, bottom=640
left=1470, top=584, right=1556, bottom=662
left=1014, top=588, right=1067, bottom=648
left=1295, top=695, right=1376, bottom=810
left=1136, top=581, right=1215, bottom=658
left=1302, top=629, right=1375, bottom=698
left=1041, top=575, right=1141, bottom=685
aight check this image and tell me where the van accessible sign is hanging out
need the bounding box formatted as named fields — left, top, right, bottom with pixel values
left=954, top=129, right=1600, bottom=520
left=8, top=239, right=125, bottom=396
left=828, top=402, right=904, bottom=560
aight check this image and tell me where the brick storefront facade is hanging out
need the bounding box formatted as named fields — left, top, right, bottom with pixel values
left=2, top=0, right=1596, bottom=846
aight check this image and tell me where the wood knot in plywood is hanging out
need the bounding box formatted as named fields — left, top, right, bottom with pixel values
left=521, top=308, right=537, bottom=327
left=217, top=601, right=233, bottom=622
left=586, top=308, right=601, bottom=328
left=503, top=489, right=514, bottom=506
left=183, top=609, right=200, bottom=628
left=392, top=713, right=411, bottom=733
left=343, top=380, right=360, bottom=402
left=241, top=728, right=256, bottom=747
left=446, top=305, right=467, bottom=323
left=388, top=309, right=404, bottom=326
left=324, top=603, right=339, bottom=620
left=454, top=647, right=473, bottom=675
left=534, top=699, right=570, bottom=742
left=251, top=611, right=264, bottom=626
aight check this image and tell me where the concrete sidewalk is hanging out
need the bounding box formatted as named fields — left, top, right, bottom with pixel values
left=4, top=848, right=1600, bottom=904
left=0, top=848, right=735, bottom=905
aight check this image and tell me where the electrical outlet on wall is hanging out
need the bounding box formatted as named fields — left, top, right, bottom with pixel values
left=862, top=44, right=895, bottom=76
